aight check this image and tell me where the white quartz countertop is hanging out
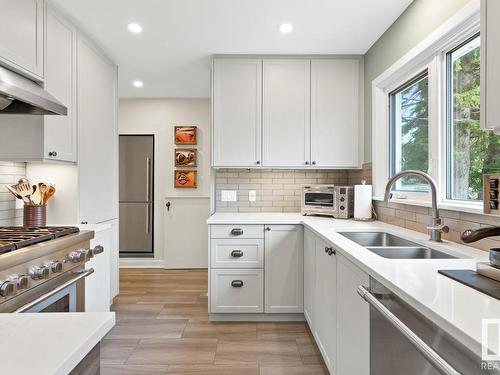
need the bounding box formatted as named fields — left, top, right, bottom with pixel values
left=0, top=312, right=115, bottom=375
left=207, top=212, right=500, bottom=355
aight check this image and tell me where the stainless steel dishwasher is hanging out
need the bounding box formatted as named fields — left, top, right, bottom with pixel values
left=358, top=278, right=500, bottom=375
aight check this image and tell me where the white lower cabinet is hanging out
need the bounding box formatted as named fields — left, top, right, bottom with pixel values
left=265, top=225, right=303, bottom=313
left=210, top=269, right=264, bottom=313
left=303, top=228, right=315, bottom=327
left=84, top=227, right=111, bottom=312
left=314, top=237, right=337, bottom=373
left=336, top=254, right=370, bottom=375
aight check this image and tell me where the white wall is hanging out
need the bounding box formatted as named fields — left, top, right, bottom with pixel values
left=119, top=98, right=210, bottom=265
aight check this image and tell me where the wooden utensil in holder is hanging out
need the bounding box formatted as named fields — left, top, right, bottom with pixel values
left=23, top=205, right=47, bottom=227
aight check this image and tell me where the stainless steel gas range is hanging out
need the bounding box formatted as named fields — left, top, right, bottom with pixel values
left=0, top=226, right=103, bottom=313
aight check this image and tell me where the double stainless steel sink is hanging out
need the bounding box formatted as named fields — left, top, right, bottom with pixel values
left=339, top=232, right=456, bottom=259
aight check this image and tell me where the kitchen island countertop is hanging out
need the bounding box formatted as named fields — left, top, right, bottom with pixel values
left=0, top=312, right=115, bottom=375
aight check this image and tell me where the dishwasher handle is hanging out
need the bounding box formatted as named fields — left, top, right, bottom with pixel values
left=357, top=285, right=461, bottom=375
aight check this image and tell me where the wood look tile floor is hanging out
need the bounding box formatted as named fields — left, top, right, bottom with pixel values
left=101, top=269, right=328, bottom=375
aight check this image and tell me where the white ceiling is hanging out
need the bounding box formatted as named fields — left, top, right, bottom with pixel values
left=50, top=0, right=413, bottom=98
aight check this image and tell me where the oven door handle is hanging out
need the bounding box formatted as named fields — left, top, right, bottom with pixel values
left=14, top=268, right=95, bottom=313
left=357, top=286, right=461, bottom=375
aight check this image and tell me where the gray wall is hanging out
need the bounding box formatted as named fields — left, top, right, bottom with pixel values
left=363, top=0, right=470, bottom=162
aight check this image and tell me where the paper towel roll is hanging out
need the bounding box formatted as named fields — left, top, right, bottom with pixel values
left=354, top=183, right=373, bottom=220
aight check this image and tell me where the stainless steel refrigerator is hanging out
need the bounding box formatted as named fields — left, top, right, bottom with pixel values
left=119, top=135, right=154, bottom=256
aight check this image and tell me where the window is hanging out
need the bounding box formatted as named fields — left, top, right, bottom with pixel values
left=446, top=35, right=500, bottom=201
left=389, top=73, right=429, bottom=192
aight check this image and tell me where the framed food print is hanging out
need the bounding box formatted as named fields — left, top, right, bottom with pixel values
left=174, top=126, right=197, bottom=145
left=175, top=149, right=197, bottom=167
left=174, top=170, right=197, bottom=188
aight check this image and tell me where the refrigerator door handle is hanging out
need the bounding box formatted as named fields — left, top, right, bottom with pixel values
left=146, top=157, right=152, bottom=202
left=146, top=203, right=151, bottom=234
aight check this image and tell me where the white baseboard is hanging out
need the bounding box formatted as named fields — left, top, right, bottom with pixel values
left=119, top=258, right=164, bottom=268
left=209, top=313, right=305, bottom=322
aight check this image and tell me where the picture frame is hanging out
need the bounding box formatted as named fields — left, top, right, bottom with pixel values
left=174, top=170, right=197, bottom=188
left=174, top=126, right=197, bottom=145
left=175, top=148, right=197, bottom=167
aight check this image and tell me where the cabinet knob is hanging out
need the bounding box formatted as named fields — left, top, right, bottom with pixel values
left=256, top=161, right=261, bottom=165
left=305, top=161, right=309, bottom=165
left=81, top=221, right=88, bottom=225
left=266, top=227, right=271, bottom=231
left=312, top=161, right=316, bottom=165
left=166, top=201, right=171, bottom=211
left=48, top=151, right=57, bottom=157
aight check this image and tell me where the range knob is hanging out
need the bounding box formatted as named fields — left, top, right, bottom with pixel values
left=9, top=274, right=31, bottom=290
left=0, top=280, right=17, bottom=297
left=68, top=251, right=84, bottom=263
left=30, top=265, right=50, bottom=280
left=92, top=245, right=104, bottom=255
left=17, top=275, right=31, bottom=289
left=48, top=261, right=63, bottom=273
left=78, top=249, right=91, bottom=262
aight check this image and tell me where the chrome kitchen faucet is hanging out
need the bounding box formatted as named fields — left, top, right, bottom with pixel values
left=384, top=170, right=449, bottom=242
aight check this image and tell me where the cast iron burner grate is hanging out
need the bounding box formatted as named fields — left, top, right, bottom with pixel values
left=0, top=226, right=80, bottom=254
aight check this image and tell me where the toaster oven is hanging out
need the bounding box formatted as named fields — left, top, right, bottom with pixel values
left=301, top=185, right=354, bottom=219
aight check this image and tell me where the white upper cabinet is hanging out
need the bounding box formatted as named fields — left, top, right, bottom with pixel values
left=44, top=7, right=77, bottom=162
left=211, top=56, right=362, bottom=168
left=264, top=225, right=304, bottom=313
left=212, top=58, right=262, bottom=167
left=263, top=59, right=311, bottom=167
left=481, top=0, right=500, bottom=133
left=311, top=59, right=361, bottom=168
left=0, top=0, right=44, bottom=79
left=78, top=35, right=118, bottom=224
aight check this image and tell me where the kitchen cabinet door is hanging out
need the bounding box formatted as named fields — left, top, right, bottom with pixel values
left=336, top=254, right=369, bottom=375
left=264, top=225, right=304, bottom=313
left=314, top=238, right=337, bottom=374
left=303, top=228, right=316, bottom=328
left=481, top=0, right=500, bottom=133
left=262, top=59, right=310, bottom=167
left=77, top=35, right=118, bottom=224
left=212, top=58, right=262, bottom=167
left=44, top=7, right=77, bottom=162
left=311, top=59, right=360, bottom=168
left=85, top=227, right=111, bottom=312
left=0, top=0, right=44, bottom=79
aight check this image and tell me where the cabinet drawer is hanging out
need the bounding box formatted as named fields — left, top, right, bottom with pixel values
left=211, top=225, right=264, bottom=239
left=210, top=269, right=264, bottom=313
left=211, top=239, right=264, bottom=268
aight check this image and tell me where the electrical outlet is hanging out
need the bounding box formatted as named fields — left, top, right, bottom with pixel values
left=221, top=190, right=237, bottom=202
left=15, top=198, right=24, bottom=210
left=249, top=190, right=256, bottom=202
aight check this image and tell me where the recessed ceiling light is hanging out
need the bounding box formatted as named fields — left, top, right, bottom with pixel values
left=128, top=23, right=143, bottom=34
left=132, top=80, right=144, bottom=88
left=279, top=23, right=293, bottom=34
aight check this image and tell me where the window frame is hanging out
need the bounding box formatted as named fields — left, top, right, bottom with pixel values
left=372, top=2, right=481, bottom=213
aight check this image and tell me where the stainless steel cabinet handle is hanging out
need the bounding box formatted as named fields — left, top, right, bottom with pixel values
left=146, top=157, right=152, bottom=202
left=231, top=280, right=244, bottom=287
left=231, top=228, right=244, bottom=236
left=357, top=286, right=461, bottom=375
left=231, top=250, right=244, bottom=257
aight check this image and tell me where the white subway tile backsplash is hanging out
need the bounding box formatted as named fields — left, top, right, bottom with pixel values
left=0, top=162, right=26, bottom=225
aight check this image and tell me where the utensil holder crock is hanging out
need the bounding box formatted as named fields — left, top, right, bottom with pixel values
left=23, top=205, right=47, bottom=227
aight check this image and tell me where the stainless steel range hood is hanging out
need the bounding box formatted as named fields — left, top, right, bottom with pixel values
left=0, top=65, right=67, bottom=115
